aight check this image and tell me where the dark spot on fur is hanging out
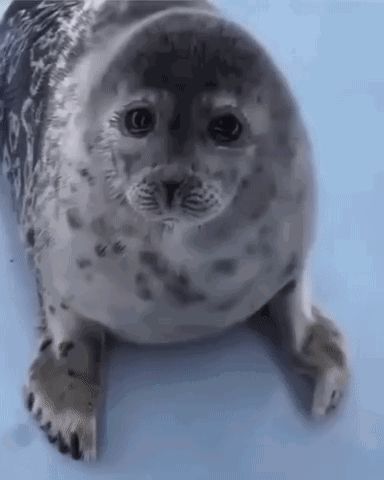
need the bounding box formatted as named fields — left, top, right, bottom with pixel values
left=67, top=369, right=83, bottom=381
left=79, top=168, right=89, bottom=178
left=58, top=341, right=74, bottom=358
left=26, top=392, right=34, bottom=411
left=211, top=258, right=238, bottom=275
left=48, top=435, right=57, bottom=444
left=251, top=208, right=263, bottom=220
left=26, top=228, right=35, bottom=247
left=139, top=250, right=167, bottom=276
left=35, top=408, right=42, bottom=421
left=66, top=208, right=83, bottom=229
left=135, top=272, right=148, bottom=287
left=165, top=275, right=206, bottom=306
left=40, top=338, right=52, bottom=352
left=60, top=302, right=69, bottom=310
left=76, top=258, right=92, bottom=269
left=178, top=272, right=189, bottom=286
left=137, top=287, right=153, bottom=300
left=260, top=242, right=273, bottom=257
left=112, top=241, right=125, bottom=254
left=37, top=290, right=44, bottom=310
left=48, top=305, right=56, bottom=314
left=95, top=244, right=107, bottom=257
left=280, top=279, right=297, bottom=295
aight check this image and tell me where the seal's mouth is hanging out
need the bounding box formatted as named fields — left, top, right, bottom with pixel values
left=161, top=180, right=183, bottom=208
left=125, top=167, right=227, bottom=226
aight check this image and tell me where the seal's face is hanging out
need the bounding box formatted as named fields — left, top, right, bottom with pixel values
left=108, top=89, right=257, bottom=226
left=86, top=10, right=294, bottom=226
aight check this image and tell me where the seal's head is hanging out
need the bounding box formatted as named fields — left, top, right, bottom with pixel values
left=83, top=8, right=297, bottom=227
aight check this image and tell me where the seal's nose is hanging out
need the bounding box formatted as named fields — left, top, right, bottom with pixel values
left=162, top=180, right=181, bottom=207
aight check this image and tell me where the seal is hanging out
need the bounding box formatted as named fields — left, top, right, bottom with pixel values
left=0, top=0, right=350, bottom=461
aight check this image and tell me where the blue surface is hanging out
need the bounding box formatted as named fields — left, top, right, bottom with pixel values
left=1, top=0, right=384, bottom=478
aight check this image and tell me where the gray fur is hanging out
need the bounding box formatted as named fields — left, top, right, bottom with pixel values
left=0, top=0, right=349, bottom=461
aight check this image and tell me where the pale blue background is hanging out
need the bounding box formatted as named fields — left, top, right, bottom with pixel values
left=1, top=0, right=384, bottom=478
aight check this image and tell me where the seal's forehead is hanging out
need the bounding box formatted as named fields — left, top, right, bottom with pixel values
left=106, top=11, right=268, bottom=95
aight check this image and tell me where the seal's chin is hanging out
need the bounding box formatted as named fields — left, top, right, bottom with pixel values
left=126, top=198, right=222, bottom=227
left=132, top=208, right=205, bottom=226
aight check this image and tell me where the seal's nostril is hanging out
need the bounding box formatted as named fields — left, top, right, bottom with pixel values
left=162, top=181, right=181, bottom=207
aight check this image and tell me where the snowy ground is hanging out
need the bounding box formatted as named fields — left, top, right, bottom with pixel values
left=1, top=1, right=384, bottom=479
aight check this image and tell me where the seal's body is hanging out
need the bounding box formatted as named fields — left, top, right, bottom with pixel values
left=0, top=0, right=349, bottom=461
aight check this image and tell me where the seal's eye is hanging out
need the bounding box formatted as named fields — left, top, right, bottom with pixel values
left=208, top=114, right=243, bottom=144
left=124, top=108, right=155, bottom=137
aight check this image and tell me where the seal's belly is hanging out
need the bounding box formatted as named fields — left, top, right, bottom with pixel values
left=38, top=203, right=300, bottom=344
left=68, top=274, right=279, bottom=344
left=55, top=247, right=285, bottom=344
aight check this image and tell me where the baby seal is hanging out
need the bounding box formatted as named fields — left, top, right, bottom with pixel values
left=0, top=0, right=349, bottom=460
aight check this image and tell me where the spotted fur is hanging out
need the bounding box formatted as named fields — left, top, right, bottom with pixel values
left=0, top=0, right=349, bottom=461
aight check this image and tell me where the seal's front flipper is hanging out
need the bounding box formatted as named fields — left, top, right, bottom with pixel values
left=25, top=328, right=105, bottom=461
left=266, top=269, right=350, bottom=417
